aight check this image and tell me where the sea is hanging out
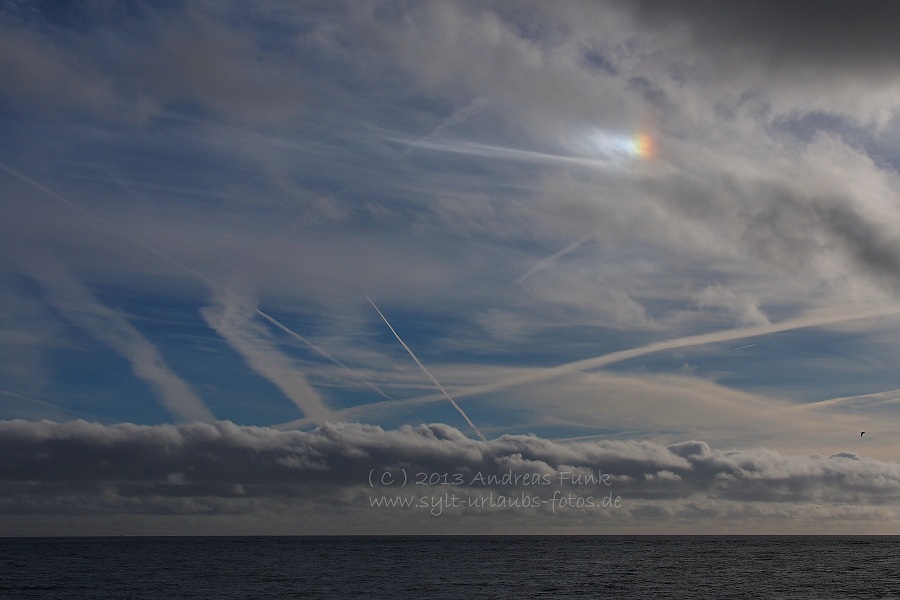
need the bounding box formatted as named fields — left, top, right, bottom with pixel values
left=1, top=536, right=898, bottom=599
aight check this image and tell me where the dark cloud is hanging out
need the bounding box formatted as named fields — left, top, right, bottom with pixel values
left=736, top=184, right=900, bottom=292
left=2, top=420, right=899, bottom=533
left=818, top=203, right=900, bottom=286
left=621, top=0, right=900, bottom=80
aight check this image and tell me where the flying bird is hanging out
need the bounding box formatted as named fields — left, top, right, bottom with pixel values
left=860, top=432, right=865, bottom=437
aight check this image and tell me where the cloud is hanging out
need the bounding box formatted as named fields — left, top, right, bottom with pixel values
left=366, top=1, right=639, bottom=141
left=2, top=419, right=899, bottom=534
left=32, top=263, right=214, bottom=423
left=200, top=289, right=332, bottom=424
left=274, top=304, right=900, bottom=450
left=735, top=183, right=900, bottom=296
left=605, top=0, right=900, bottom=124
left=0, top=2, right=308, bottom=125
left=2, top=1, right=900, bottom=524
left=696, top=285, right=769, bottom=326
left=287, top=365, right=896, bottom=461
left=5, top=0, right=897, bottom=323
left=778, top=389, right=900, bottom=417
left=620, top=0, right=900, bottom=79
left=0, top=9, right=130, bottom=119
left=0, top=281, right=62, bottom=400
left=397, top=304, right=900, bottom=409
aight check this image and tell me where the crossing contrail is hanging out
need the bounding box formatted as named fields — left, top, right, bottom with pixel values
left=254, top=309, right=389, bottom=400
left=255, top=308, right=426, bottom=425
left=296, top=302, right=900, bottom=426
left=2, top=161, right=414, bottom=422
left=366, top=294, right=488, bottom=442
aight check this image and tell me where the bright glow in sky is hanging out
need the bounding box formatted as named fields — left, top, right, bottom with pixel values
left=579, top=129, right=656, bottom=160
left=2, top=1, right=900, bottom=536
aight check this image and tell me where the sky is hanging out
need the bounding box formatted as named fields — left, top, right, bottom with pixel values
left=2, top=0, right=900, bottom=535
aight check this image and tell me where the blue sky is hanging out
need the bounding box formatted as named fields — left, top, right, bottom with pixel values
left=2, top=1, right=900, bottom=535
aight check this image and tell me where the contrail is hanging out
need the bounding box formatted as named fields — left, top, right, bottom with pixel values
left=731, top=343, right=757, bottom=351
left=41, top=266, right=216, bottom=423
left=2, top=161, right=415, bottom=422
left=516, top=236, right=592, bottom=285
left=255, top=308, right=426, bottom=425
left=366, top=294, right=488, bottom=442
left=295, top=303, right=900, bottom=425
left=0, top=162, right=218, bottom=289
left=425, top=304, right=900, bottom=403
left=396, top=138, right=624, bottom=170
left=201, top=299, right=332, bottom=423
left=774, top=388, right=900, bottom=413
left=400, top=96, right=490, bottom=157
left=0, top=389, right=118, bottom=423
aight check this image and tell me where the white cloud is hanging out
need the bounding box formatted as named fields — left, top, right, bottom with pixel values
left=201, top=289, right=332, bottom=424
left=32, top=263, right=214, bottom=423
left=696, top=285, right=769, bottom=326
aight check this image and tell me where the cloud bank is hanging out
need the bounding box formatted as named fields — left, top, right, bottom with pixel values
left=2, top=420, right=898, bottom=535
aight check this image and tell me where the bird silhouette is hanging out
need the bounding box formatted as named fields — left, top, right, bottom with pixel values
left=860, top=432, right=865, bottom=437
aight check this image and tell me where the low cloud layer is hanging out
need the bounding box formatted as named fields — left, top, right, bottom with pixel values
left=2, top=420, right=898, bottom=535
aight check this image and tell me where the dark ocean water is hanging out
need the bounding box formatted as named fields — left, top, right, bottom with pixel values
left=1, top=536, right=898, bottom=599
